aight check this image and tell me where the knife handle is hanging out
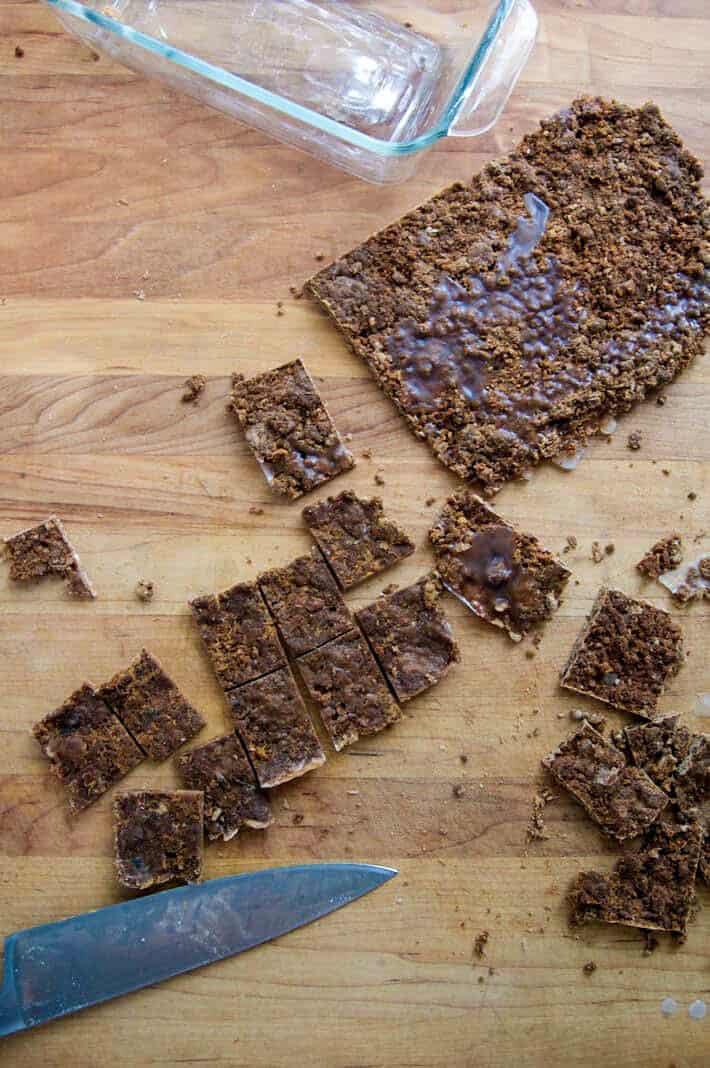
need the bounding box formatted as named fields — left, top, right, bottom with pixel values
left=0, top=937, right=26, bottom=1038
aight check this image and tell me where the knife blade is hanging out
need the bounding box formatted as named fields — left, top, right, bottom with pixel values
left=0, top=862, right=396, bottom=1038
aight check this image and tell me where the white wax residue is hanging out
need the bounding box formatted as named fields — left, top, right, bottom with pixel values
left=660, top=997, right=679, bottom=1016
left=659, top=555, right=709, bottom=596
left=693, top=693, right=710, bottom=717
left=688, top=999, right=707, bottom=1020
left=599, top=416, right=618, bottom=435
left=552, top=447, right=587, bottom=471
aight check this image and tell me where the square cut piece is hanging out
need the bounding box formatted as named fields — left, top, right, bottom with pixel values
left=33, top=684, right=144, bottom=813
left=4, top=515, right=95, bottom=598
left=227, top=667, right=326, bottom=788
left=177, top=734, right=272, bottom=842
left=560, top=588, right=684, bottom=717
left=98, top=649, right=205, bottom=761
left=190, top=581, right=285, bottom=692
left=543, top=722, right=668, bottom=841
left=113, top=790, right=204, bottom=890
left=297, top=630, right=401, bottom=751
left=355, top=576, right=459, bottom=703
left=302, top=490, right=415, bottom=590
left=230, top=358, right=354, bottom=499
left=569, top=812, right=703, bottom=934
left=258, top=548, right=353, bottom=658
left=430, top=492, right=570, bottom=641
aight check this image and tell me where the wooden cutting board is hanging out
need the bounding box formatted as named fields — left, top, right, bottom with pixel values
left=1, top=2, right=708, bottom=1065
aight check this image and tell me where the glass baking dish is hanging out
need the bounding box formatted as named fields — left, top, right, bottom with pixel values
left=41, top=0, right=537, bottom=183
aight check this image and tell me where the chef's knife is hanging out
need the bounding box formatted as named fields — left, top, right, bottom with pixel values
left=0, top=862, right=396, bottom=1038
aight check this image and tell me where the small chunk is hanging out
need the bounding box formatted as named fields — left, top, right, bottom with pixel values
left=297, top=629, right=401, bottom=751
left=230, top=359, right=354, bottom=499
left=658, top=555, right=710, bottom=605
left=258, top=548, right=353, bottom=658
left=190, top=581, right=286, bottom=692
left=33, top=685, right=143, bottom=812
left=302, top=490, right=414, bottom=590
left=98, top=649, right=205, bottom=762
left=636, top=534, right=683, bottom=579
left=355, top=575, right=460, bottom=702
left=181, top=374, right=206, bottom=404
left=113, top=790, right=203, bottom=890
left=560, top=587, right=684, bottom=717
left=177, top=734, right=272, bottom=842
left=4, top=516, right=95, bottom=598
left=543, top=722, right=668, bottom=840
left=227, top=667, right=326, bottom=788
left=430, top=492, right=570, bottom=641
left=569, top=812, right=703, bottom=933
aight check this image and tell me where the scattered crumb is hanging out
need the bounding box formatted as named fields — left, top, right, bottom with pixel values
left=460, top=754, right=468, bottom=764
left=563, top=535, right=578, bottom=553
left=591, top=541, right=604, bottom=564
left=569, top=708, right=606, bottom=728
left=525, top=649, right=536, bottom=659
left=473, top=931, right=489, bottom=958
left=477, top=975, right=485, bottom=984
left=135, top=579, right=154, bottom=603
left=453, top=784, right=465, bottom=799
left=627, top=430, right=643, bottom=451
left=314, top=251, right=325, bottom=262
left=292, top=813, right=304, bottom=825
left=248, top=505, right=264, bottom=516
left=527, top=790, right=554, bottom=842
left=181, top=374, right=206, bottom=404
left=425, top=497, right=436, bottom=507
left=382, top=582, right=399, bottom=595
left=583, top=961, right=597, bottom=975
left=133, top=289, right=146, bottom=301
left=15, top=45, right=25, bottom=58
left=604, top=543, right=615, bottom=556
left=117, top=198, right=129, bottom=206
left=374, top=473, right=385, bottom=486
left=656, top=395, right=667, bottom=406
left=687, top=492, right=697, bottom=501
left=361, top=448, right=372, bottom=460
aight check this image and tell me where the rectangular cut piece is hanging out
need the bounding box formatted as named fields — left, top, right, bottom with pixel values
left=177, top=734, right=272, bottom=842
left=227, top=667, right=326, bottom=788
left=302, top=491, right=414, bottom=590
left=542, top=722, right=668, bottom=841
left=636, top=534, right=683, bottom=579
left=569, top=812, right=703, bottom=933
left=230, top=358, right=354, bottom=499
left=258, top=548, right=354, bottom=657
left=190, top=581, right=286, bottom=691
left=113, top=790, right=203, bottom=890
left=307, top=98, right=709, bottom=494
left=297, top=629, right=401, bottom=751
left=33, top=684, right=144, bottom=813
left=560, top=588, right=684, bottom=717
left=430, top=492, right=570, bottom=641
left=624, top=717, right=709, bottom=883
left=98, top=649, right=205, bottom=761
left=355, top=575, right=459, bottom=703
left=4, top=515, right=95, bottom=598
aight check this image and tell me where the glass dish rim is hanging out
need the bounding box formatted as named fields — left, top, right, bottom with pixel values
left=42, top=0, right=515, bottom=157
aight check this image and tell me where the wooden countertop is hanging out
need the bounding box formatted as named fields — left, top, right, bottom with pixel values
left=1, top=2, right=708, bottom=1065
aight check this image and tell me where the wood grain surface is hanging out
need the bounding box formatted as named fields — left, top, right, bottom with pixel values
left=1, top=2, right=708, bottom=1065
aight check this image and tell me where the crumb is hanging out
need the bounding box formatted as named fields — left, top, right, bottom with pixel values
left=133, top=289, right=145, bottom=301
left=374, top=473, right=385, bottom=486
left=525, top=649, right=536, bottom=659
left=361, top=448, right=373, bottom=460
left=662, top=469, right=670, bottom=476
left=473, top=931, right=489, bottom=958
left=135, top=579, right=154, bottom=603
left=591, top=541, right=604, bottom=564
left=563, top=535, right=578, bottom=553
left=14, top=45, right=24, bottom=58
left=453, top=784, right=465, bottom=799
left=656, top=395, right=667, bottom=406
left=583, top=961, right=597, bottom=975
left=477, top=975, right=485, bottom=984
left=276, top=301, right=283, bottom=309
left=248, top=505, right=264, bottom=516
left=117, top=198, right=129, bottom=206
left=569, top=709, right=606, bottom=728
left=382, top=582, right=399, bottom=595
left=460, top=754, right=468, bottom=764
left=627, top=430, right=643, bottom=451
left=288, top=284, right=303, bottom=300
left=276, top=308, right=285, bottom=317
left=292, top=813, right=304, bottom=825
left=344, top=433, right=353, bottom=442
left=181, top=374, right=206, bottom=404
left=314, top=251, right=325, bottom=262
left=527, top=789, right=554, bottom=842
left=426, top=497, right=436, bottom=507
left=604, top=543, right=615, bottom=555
left=687, top=492, right=697, bottom=501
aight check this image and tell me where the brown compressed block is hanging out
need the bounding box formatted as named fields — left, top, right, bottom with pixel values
left=568, top=811, right=703, bottom=933
left=97, top=649, right=205, bottom=762
left=307, top=99, right=709, bottom=495
left=542, top=722, right=668, bottom=841
left=113, top=790, right=203, bottom=890
left=636, top=534, right=683, bottom=579
left=430, top=492, right=570, bottom=641
left=230, top=358, right=354, bottom=499
left=190, top=581, right=286, bottom=691
left=32, top=684, right=144, bottom=813
left=4, top=515, right=95, bottom=598
left=227, top=666, right=326, bottom=788
left=258, top=548, right=353, bottom=658
left=560, top=588, right=684, bottom=717
left=177, top=734, right=272, bottom=842
left=297, top=629, right=402, bottom=751
left=302, top=490, right=414, bottom=590
left=355, top=575, right=460, bottom=703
